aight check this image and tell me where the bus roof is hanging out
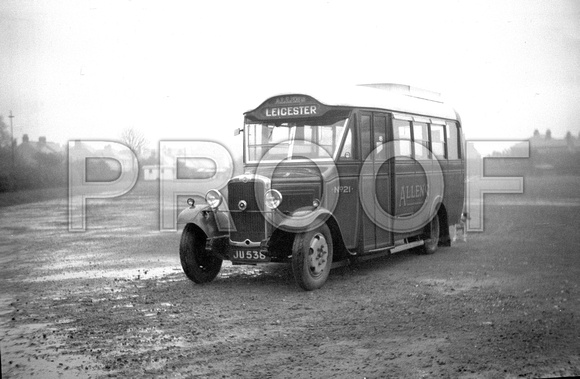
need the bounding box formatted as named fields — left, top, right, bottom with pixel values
left=245, top=84, right=460, bottom=122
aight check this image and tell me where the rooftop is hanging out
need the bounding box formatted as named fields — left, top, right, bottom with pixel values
left=247, top=83, right=459, bottom=122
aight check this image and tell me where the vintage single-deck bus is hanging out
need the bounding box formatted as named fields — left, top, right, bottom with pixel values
left=178, top=84, right=465, bottom=290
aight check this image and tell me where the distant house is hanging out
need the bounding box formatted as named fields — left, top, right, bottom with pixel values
left=500, top=130, right=580, bottom=175
left=529, top=132, right=579, bottom=155
left=16, top=134, right=64, bottom=166
left=142, top=165, right=175, bottom=181
left=68, top=140, right=138, bottom=182
left=68, top=140, right=95, bottom=160
left=143, top=165, right=159, bottom=180
left=7, top=134, right=67, bottom=189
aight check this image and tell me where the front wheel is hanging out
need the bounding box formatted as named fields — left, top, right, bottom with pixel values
left=180, top=224, right=222, bottom=283
left=292, top=224, right=333, bottom=291
left=421, top=215, right=440, bottom=255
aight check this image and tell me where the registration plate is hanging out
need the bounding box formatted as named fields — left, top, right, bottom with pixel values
left=231, top=248, right=270, bottom=263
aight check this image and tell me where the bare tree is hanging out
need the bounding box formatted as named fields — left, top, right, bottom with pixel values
left=120, top=128, right=147, bottom=159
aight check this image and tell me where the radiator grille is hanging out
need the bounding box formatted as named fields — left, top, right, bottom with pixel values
left=228, top=179, right=267, bottom=242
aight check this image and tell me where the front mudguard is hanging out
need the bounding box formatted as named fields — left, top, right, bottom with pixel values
left=177, top=205, right=235, bottom=239
left=274, top=207, right=333, bottom=234
left=273, top=207, right=349, bottom=260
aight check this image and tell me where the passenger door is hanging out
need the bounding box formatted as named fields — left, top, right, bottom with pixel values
left=360, top=111, right=394, bottom=252
left=373, top=113, right=393, bottom=248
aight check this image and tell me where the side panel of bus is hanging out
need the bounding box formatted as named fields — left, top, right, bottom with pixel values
left=391, top=116, right=465, bottom=238
left=345, top=110, right=465, bottom=255
left=391, top=116, right=427, bottom=240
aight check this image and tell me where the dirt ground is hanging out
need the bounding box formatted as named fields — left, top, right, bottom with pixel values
left=1, top=176, right=579, bottom=378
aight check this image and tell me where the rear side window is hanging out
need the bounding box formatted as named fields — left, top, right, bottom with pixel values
left=430, top=124, right=446, bottom=158
left=446, top=121, right=459, bottom=159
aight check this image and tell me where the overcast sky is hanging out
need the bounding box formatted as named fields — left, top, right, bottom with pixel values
left=1, top=0, right=579, bottom=156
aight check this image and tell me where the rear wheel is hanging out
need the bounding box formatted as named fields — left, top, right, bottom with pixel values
left=292, top=224, right=333, bottom=291
left=422, top=215, right=440, bottom=255
left=180, top=224, right=222, bottom=283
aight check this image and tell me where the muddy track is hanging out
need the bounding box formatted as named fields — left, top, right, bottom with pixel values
left=1, top=177, right=580, bottom=378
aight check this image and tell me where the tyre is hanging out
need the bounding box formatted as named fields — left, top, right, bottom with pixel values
left=180, top=224, right=222, bottom=284
left=421, top=214, right=440, bottom=255
left=291, top=224, right=333, bottom=291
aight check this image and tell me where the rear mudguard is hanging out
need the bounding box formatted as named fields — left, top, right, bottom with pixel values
left=177, top=205, right=235, bottom=238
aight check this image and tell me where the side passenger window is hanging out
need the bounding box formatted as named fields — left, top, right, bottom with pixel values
left=393, top=119, right=412, bottom=158
left=413, top=122, right=429, bottom=159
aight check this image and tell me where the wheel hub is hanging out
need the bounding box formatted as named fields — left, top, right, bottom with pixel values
left=308, top=233, right=328, bottom=276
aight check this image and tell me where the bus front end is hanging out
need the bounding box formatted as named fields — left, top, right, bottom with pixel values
left=178, top=94, right=350, bottom=290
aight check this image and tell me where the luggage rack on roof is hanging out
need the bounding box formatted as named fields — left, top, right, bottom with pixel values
left=357, top=83, right=443, bottom=103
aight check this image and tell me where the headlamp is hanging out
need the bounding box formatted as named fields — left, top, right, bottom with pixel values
left=205, top=189, right=223, bottom=209
left=265, top=189, right=283, bottom=209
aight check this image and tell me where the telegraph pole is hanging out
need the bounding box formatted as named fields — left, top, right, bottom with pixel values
left=9, top=110, right=15, bottom=170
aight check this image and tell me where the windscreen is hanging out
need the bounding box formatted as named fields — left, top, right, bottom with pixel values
left=245, top=113, right=350, bottom=163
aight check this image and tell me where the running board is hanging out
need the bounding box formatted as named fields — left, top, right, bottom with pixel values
left=390, top=240, right=424, bottom=254
left=354, top=240, right=425, bottom=262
